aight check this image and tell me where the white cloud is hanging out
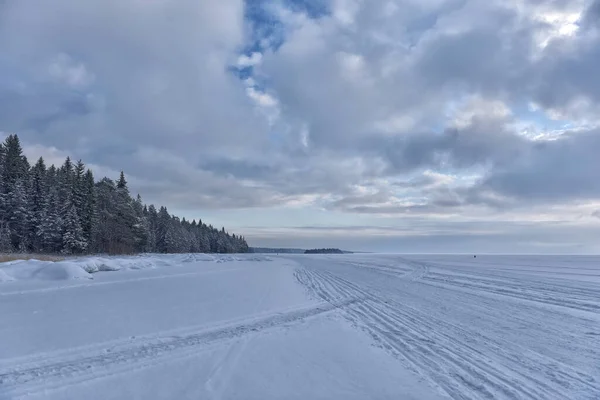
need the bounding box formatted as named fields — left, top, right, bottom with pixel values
left=451, top=97, right=512, bottom=129
left=48, top=53, right=95, bottom=88
left=332, top=0, right=362, bottom=26
left=237, top=52, right=263, bottom=68
left=246, top=87, right=278, bottom=108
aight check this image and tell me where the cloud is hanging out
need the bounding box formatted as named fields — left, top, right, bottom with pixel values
left=242, top=219, right=600, bottom=253
left=237, top=52, right=263, bottom=68
left=0, top=0, right=277, bottom=207
left=2, top=0, right=600, bottom=251
left=479, top=128, right=600, bottom=202
left=47, top=54, right=95, bottom=88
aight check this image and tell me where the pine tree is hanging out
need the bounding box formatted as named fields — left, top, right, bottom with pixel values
left=46, top=165, right=57, bottom=188
left=28, top=158, right=47, bottom=251
left=156, top=206, right=172, bottom=253
left=0, top=221, right=13, bottom=253
left=81, top=169, right=97, bottom=246
left=37, top=188, right=63, bottom=253
left=73, top=160, right=86, bottom=222
left=0, top=142, right=4, bottom=177
left=94, top=178, right=118, bottom=254
left=114, top=172, right=136, bottom=253
left=117, top=171, right=127, bottom=190
left=57, top=157, right=74, bottom=206
left=1, top=135, right=29, bottom=228
left=8, top=179, right=30, bottom=251
left=145, top=204, right=158, bottom=253
left=0, top=134, right=251, bottom=255
left=199, top=233, right=211, bottom=253
left=0, top=143, right=5, bottom=225
left=131, top=194, right=149, bottom=252
left=62, top=203, right=87, bottom=254
left=1, top=134, right=29, bottom=194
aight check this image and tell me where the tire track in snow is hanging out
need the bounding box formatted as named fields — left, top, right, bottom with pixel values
left=399, top=258, right=600, bottom=313
left=0, top=299, right=356, bottom=396
left=204, top=270, right=273, bottom=400
left=421, top=273, right=600, bottom=313
left=294, top=268, right=600, bottom=400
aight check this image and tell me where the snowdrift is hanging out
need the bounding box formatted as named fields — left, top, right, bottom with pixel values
left=0, top=260, right=93, bottom=282
left=0, top=254, right=272, bottom=283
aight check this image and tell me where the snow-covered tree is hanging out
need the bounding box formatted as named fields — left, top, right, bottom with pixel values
left=37, top=188, right=63, bottom=253
left=0, top=221, right=13, bottom=253
left=8, top=179, right=30, bottom=251
left=28, top=158, right=47, bottom=251
left=81, top=169, right=97, bottom=244
left=1, top=134, right=29, bottom=194
left=0, top=134, right=250, bottom=255
left=62, top=203, right=87, bottom=254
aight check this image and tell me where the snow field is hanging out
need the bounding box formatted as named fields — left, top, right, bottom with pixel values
left=1, top=254, right=599, bottom=399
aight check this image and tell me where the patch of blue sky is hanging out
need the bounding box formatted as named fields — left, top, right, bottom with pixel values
left=230, top=2, right=332, bottom=145
left=241, top=0, right=330, bottom=58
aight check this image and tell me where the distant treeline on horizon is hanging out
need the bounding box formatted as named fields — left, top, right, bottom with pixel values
left=304, top=248, right=345, bottom=254
left=249, top=247, right=305, bottom=254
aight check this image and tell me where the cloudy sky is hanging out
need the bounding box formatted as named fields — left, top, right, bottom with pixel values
left=1, top=0, right=600, bottom=253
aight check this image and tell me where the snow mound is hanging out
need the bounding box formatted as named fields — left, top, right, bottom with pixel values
left=77, top=257, right=159, bottom=273
left=0, top=253, right=271, bottom=284
left=0, top=268, right=15, bottom=282
left=0, top=260, right=93, bottom=282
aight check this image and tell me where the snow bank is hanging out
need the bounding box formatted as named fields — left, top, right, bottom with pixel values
left=0, top=268, right=15, bottom=282
left=0, top=253, right=272, bottom=283
left=77, top=257, right=155, bottom=273
left=0, top=260, right=93, bottom=282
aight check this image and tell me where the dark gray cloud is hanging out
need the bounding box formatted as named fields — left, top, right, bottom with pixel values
left=372, top=116, right=527, bottom=174
left=480, top=128, right=600, bottom=201
left=582, top=0, right=600, bottom=28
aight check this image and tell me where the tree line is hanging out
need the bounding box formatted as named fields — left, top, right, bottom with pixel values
left=0, top=134, right=249, bottom=255
left=304, top=248, right=344, bottom=254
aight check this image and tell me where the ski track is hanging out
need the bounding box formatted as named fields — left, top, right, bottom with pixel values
left=293, top=261, right=600, bottom=400
left=0, top=300, right=354, bottom=398
left=406, top=259, right=600, bottom=313
left=337, top=257, right=600, bottom=314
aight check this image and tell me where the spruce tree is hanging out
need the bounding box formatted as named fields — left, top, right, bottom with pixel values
left=0, top=134, right=251, bottom=255
left=1, top=134, right=29, bottom=194
left=145, top=204, right=158, bottom=253
left=81, top=169, right=97, bottom=246
left=0, top=221, right=13, bottom=253
left=114, top=172, right=136, bottom=253
left=132, top=194, right=149, bottom=252
left=73, top=160, right=87, bottom=223
left=28, top=158, right=47, bottom=251
left=57, top=157, right=74, bottom=206
left=37, top=188, right=63, bottom=253
left=156, top=206, right=171, bottom=253
left=1, top=135, right=29, bottom=228
left=8, top=179, right=30, bottom=251
left=94, top=178, right=118, bottom=254
left=62, top=203, right=87, bottom=254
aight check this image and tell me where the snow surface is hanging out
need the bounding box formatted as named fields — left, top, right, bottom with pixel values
left=1, top=254, right=599, bottom=399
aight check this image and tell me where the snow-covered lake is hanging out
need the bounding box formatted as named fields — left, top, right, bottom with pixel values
left=1, top=254, right=599, bottom=399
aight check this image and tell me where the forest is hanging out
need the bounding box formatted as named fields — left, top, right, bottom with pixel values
left=304, top=248, right=345, bottom=254
left=0, top=134, right=249, bottom=255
